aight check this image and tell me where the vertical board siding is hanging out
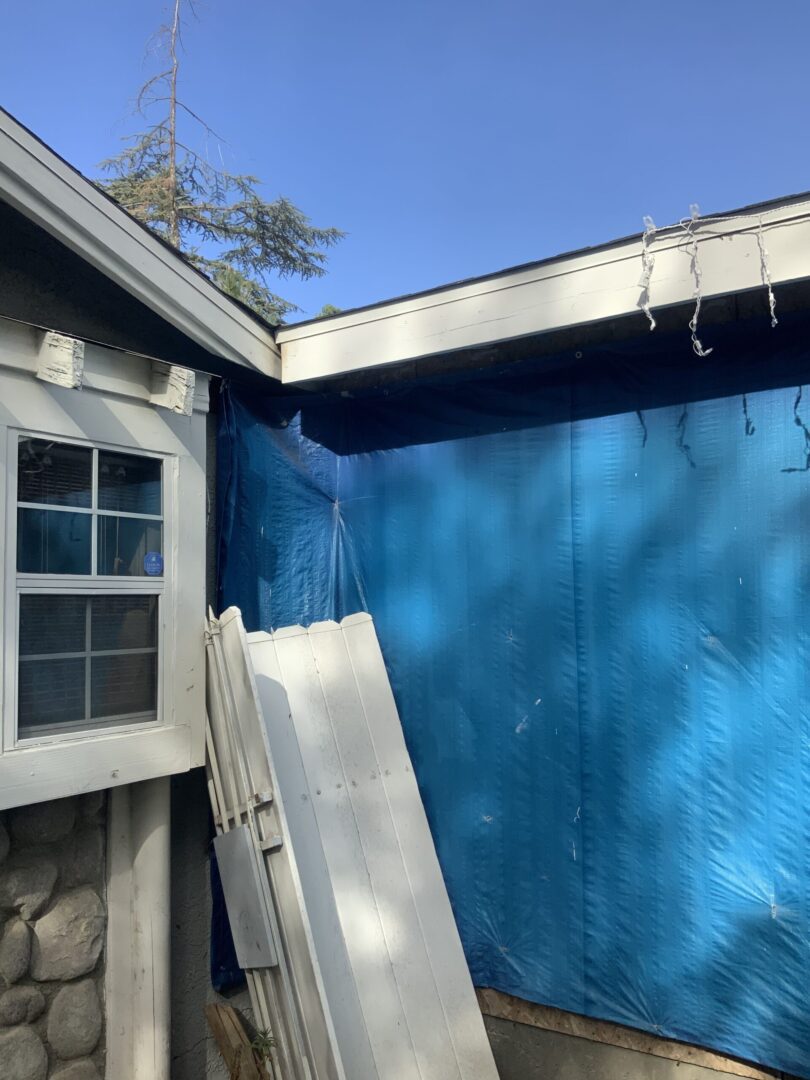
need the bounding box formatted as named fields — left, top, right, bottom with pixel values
left=249, top=618, right=499, bottom=1080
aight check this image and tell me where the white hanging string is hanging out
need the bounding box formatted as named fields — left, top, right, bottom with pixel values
left=756, top=216, right=778, bottom=327
left=684, top=204, right=713, bottom=357
left=637, top=201, right=793, bottom=350
left=639, top=215, right=657, bottom=330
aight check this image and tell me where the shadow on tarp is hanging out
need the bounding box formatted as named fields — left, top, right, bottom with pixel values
left=214, top=311, right=810, bottom=1077
left=245, top=313, right=810, bottom=456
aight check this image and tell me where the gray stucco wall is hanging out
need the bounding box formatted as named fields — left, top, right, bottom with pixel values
left=170, top=767, right=252, bottom=1080
left=0, top=794, right=107, bottom=1080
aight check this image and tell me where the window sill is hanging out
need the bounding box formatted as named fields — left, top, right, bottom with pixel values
left=0, top=724, right=198, bottom=810
left=16, top=711, right=159, bottom=746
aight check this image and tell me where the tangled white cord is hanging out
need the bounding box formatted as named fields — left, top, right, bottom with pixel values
left=639, top=215, right=657, bottom=331
left=756, top=217, right=778, bottom=328
left=685, top=204, right=713, bottom=357
left=639, top=200, right=788, bottom=352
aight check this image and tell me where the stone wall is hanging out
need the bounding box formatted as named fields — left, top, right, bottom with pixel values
left=0, top=794, right=106, bottom=1080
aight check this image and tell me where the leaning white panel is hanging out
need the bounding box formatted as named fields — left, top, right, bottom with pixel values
left=206, top=608, right=345, bottom=1080
left=248, top=612, right=499, bottom=1080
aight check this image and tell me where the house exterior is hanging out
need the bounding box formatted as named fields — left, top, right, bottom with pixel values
left=213, top=201, right=810, bottom=1080
left=0, top=107, right=277, bottom=1080
left=3, top=103, right=810, bottom=1080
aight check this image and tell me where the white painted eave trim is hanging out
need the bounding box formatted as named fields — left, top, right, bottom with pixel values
left=0, top=110, right=281, bottom=379
left=278, top=196, right=810, bottom=382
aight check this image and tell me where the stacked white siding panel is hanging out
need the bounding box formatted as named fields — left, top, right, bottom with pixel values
left=206, top=608, right=344, bottom=1080
left=247, top=612, right=499, bottom=1080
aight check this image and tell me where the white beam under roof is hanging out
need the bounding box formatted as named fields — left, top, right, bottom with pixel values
left=0, top=109, right=281, bottom=379
left=278, top=196, right=810, bottom=383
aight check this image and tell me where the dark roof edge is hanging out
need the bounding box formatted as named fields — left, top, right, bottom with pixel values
left=282, top=189, right=810, bottom=331
left=0, top=105, right=280, bottom=338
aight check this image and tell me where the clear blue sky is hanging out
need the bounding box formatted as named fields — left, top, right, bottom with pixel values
left=3, top=0, right=810, bottom=320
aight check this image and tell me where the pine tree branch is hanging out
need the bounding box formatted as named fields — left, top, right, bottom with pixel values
left=96, top=0, right=343, bottom=322
left=135, top=70, right=173, bottom=113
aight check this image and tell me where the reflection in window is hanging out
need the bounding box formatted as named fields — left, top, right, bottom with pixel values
left=18, top=439, right=92, bottom=508
left=19, top=657, right=86, bottom=733
left=18, top=595, right=86, bottom=655
left=91, top=654, right=157, bottom=720
left=97, top=517, right=162, bottom=578
left=91, top=595, right=157, bottom=651
left=16, top=438, right=163, bottom=578
left=18, top=594, right=159, bottom=738
left=17, top=510, right=92, bottom=575
left=98, top=451, right=161, bottom=515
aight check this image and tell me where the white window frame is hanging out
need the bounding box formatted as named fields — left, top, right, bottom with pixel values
left=4, top=428, right=176, bottom=750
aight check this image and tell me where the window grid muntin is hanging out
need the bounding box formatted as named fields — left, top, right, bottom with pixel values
left=20, top=648, right=158, bottom=661
left=18, top=504, right=163, bottom=520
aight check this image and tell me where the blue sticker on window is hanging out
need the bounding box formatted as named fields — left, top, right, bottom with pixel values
left=144, top=551, right=164, bottom=576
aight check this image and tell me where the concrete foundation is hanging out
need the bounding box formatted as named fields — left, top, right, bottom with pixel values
left=170, top=767, right=251, bottom=1080
left=484, top=1016, right=797, bottom=1080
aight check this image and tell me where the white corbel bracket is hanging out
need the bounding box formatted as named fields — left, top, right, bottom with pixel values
left=36, top=330, right=84, bottom=388
left=150, top=362, right=195, bottom=416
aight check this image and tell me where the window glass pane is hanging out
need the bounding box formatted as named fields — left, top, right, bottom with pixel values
left=18, top=439, right=92, bottom=508
left=91, top=653, right=157, bottom=720
left=18, top=509, right=91, bottom=574
left=97, top=517, right=162, bottom=577
left=91, top=596, right=157, bottom=652
left=19, top=657, right=85, bottom=735
left=98, top=452, right=161, bottom=515
left=20, top=595, right=86, bottom=656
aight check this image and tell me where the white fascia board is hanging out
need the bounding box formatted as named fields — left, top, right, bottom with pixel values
left=277, top=198, right=810, bottom=382
left=0, top=110, right=281, bottom=379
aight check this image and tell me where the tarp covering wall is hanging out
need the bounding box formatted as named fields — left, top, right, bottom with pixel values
left=217, top=317, right=810, bottom=1076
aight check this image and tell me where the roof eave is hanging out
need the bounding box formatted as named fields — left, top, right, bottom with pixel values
left=277, top=194, right=810, bottom=384
left=0, top=108, right=281, bottom=380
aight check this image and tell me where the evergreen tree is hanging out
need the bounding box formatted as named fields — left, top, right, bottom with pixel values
left=99, top=0, right=342, bottom=324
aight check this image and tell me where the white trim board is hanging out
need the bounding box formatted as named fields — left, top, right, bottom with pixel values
left=248, top=612, right=499, bottom=1080
left=277, top=196, right=810, bottom=382
left=0, top=317, right=207, bottom=808
left=0, top=725, right=190, bottom=811
left=0, top=318, right=210, bottom=414
left=0, top=108, right=280, bottom=379
left=106, top=779, right=171, bottom=1080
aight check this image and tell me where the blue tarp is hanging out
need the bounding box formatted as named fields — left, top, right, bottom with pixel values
left=216, top=316, right=810, bottom=1075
